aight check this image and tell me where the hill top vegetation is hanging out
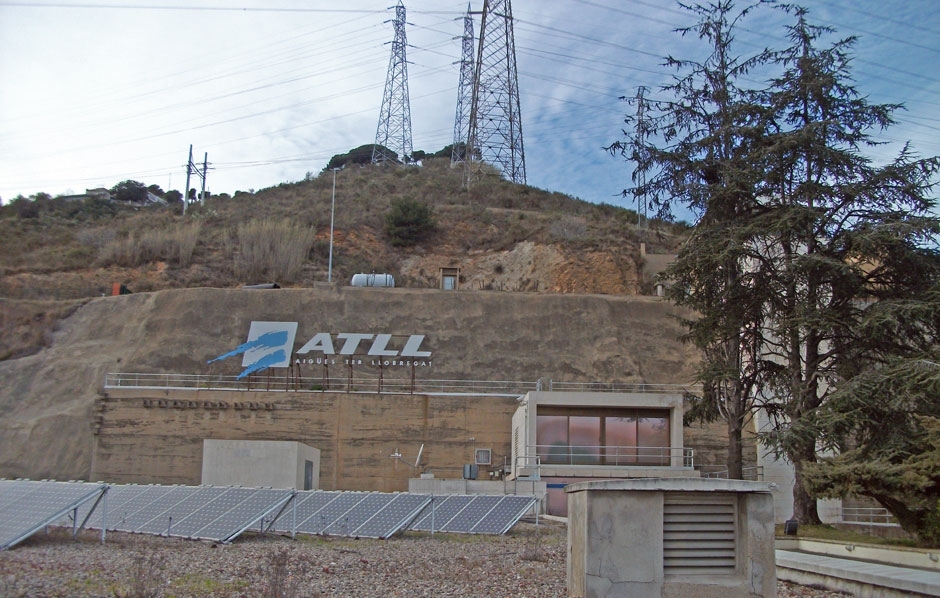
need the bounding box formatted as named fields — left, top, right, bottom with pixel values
left=0, top=154, right=688, bottom=360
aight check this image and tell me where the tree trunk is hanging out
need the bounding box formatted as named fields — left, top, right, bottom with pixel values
left=791, top=441, right=821, bottom=524
left=727, top=416, right=744, bottom=479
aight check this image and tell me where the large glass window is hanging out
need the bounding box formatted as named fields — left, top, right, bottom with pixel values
left=569, top=416, right=601, bottom=464
left=605, top=415, right=637, bottom=465
left=638, top=411, right=670, bottom=465
left=536, top=415, right=569, bottom=465
left=535, top=407, right=670, bottom=466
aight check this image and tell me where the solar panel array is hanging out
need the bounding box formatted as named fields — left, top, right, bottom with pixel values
left=408, top=494, right=537, bottom=535
left=0, top=480, right=107, bottom=550
left=1, top=480, right=538, bottom=550
left=78, top=484, right=294, bottom=543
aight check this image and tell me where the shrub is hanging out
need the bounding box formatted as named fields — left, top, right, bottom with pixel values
left=385, top=198, right=434, bottom=247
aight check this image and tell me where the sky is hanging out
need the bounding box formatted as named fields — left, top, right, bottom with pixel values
left=1, top=0, right=938, bottom=221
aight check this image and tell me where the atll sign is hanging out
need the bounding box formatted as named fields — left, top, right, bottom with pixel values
left=208, top=321, right=432, bottom=379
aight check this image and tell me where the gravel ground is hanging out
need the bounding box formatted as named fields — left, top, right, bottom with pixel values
left=0, top=521, right=849, bottom=597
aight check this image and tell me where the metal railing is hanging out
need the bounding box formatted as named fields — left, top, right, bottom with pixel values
left=512, top=455, right=542, bottom=480
left=700, top=466, right=765, bottom=481
left=104, top=372, right=699, bottom=396
left=841, top=507, right=898, bottom=526
left=546, top=380, right=697, bottom=394
left=529, top=444, right=694, bottom=468
left=104, top=372, right=537, bottom=396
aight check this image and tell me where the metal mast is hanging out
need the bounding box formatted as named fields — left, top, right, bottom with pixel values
left=372, top=0, right=413, bottom=165
left=466, top=0, right=526, bottom=184
left=451, top=4, right=475, bottom=166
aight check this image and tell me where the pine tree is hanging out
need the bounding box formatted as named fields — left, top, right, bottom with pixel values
left=610, top=2, right=940, bottom=525
left=752, top=8, right=940, bottom=524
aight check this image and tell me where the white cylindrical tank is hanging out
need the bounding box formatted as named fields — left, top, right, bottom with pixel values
left=350, top=273, right=395, bottom=288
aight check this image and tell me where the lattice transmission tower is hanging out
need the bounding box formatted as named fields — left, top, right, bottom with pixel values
left=372, top=0, right=413, bottom=165
left=451, top=4, right=475, bottom=166
left=466, top=0, right=526, bottom=184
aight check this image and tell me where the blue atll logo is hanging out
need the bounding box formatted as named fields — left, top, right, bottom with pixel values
left=209, top=321, right=298, bottom=379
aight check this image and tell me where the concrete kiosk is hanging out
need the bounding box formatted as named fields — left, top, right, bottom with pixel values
left=566, top=478, right=776, bottom=598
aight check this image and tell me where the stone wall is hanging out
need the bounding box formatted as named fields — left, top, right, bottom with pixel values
left=93, top=388, right=520, bottom=491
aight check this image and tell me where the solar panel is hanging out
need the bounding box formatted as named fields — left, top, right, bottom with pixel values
left=112, top=485, right=191, bottom=533
left=169, top=486, right=258, bottom=538
left=351, top=493, right=431, bottom=539
left=469, top=495, right=537, bottom=534
left=136, top=486, right=224, bottom=535
left=323, top=492, right=394, bottom=536
left=270, top=491, right=340, bottom=533
left=105, top=485, right=176, bottom=532
left=71, top=483, right=152, bottom=530
left=408, top=495, right=473, bottom=532
left=442, top=495, right=504, bottom=533
left=0, top=480, right=43, bottom=516
left=4, top=481, right=536, bottom=549
left=0, top=481, right=108, bottom=550
left=193, top=488, right=294, bottom=543
left=408, top=494, right=536, bottom=535
left=296, top=492, right=370, bottom=535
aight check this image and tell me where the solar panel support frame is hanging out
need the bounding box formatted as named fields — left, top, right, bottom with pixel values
left=223, top=490, right=296, bottom=544
left=1, top=483, right=109, bottom=551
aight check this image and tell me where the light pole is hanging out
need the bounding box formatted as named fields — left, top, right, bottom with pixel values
left=328, top=168, right=339, bottom=283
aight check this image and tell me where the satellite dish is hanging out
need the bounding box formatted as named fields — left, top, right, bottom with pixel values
left=415, top=443, right=424, bottom=469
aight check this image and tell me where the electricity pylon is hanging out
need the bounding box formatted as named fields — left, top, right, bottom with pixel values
left=466, top=0, right=526, bottom=184
left=372, top=0, right=413, bottom=165
left=451, top=4, right=475, bottom=166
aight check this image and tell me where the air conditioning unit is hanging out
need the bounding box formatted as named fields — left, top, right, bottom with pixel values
left=475, top=448, right=492, bottom=466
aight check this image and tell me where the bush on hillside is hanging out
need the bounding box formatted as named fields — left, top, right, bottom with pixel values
left=384, top=198, right=435, bottom=247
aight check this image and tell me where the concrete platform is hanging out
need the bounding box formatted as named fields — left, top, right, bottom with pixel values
left=776, top=549, right=940, bottom=597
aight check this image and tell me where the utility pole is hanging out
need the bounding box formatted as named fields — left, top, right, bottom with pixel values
left=372, top=0, right=413, bottom=165
left=183, top=145, right=193, bottom=215
left=200, top=152, right=208, bottom=203
left=466, top=0, right=526, bottom=185
left=328, top=168, right=340, bottom=283
left=634, top=86, right=649, bottom=233
left=182, top=144, right=210, bottom=215
left=451, top=4, right=475, bottom=166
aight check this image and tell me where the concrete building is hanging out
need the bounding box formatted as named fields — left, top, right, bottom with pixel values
left=509, top=390, right=696, bottom=515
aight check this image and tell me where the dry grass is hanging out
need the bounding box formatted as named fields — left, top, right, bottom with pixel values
left=234, top=219, right=316, bottom=284
left=97, top=222, right=204, bottom=268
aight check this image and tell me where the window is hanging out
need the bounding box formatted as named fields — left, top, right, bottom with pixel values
left=304, top=460, right=314, bottom=490
left=536, top=407, right=670, bottom=466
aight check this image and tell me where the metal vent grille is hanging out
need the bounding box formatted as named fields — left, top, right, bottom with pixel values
left=663, top=493, right=736, bottom=575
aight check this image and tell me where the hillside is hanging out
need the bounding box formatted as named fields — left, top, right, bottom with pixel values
left=0, top=157, right=686, bottom=360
